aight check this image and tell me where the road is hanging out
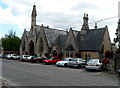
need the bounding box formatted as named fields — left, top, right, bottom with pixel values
left=1, top=59, right=118, bottom=86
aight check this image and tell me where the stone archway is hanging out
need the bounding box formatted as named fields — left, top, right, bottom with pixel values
left=65, top=45, right=75, bottom=57
left=52, top=50, right=57, bottom=56
left=29, top=41, right=34, bottom=55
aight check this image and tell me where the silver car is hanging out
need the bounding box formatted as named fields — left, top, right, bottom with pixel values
left=20, top=55, right=33, bottom=62
left=85, top=59, right=103, bottom=71
left=69, top=58, right=86, bottom=68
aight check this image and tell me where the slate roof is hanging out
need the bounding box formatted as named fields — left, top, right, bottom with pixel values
left=36, top=25, right=41, bottom=33
left=78, top=28, right=106, bottom=51
left=44, top=27, right=67, bottom=47
left=54, top=35, right=67, bottom=49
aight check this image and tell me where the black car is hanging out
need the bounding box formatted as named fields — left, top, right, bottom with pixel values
left=118, top=70, right=120, bottom=75
left=30, top=57, right=46, bottom=63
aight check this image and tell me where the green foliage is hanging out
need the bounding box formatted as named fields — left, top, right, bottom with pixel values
left=105, top=50, right=113, bottom=58
left=1, top=29, right=21, bottom=51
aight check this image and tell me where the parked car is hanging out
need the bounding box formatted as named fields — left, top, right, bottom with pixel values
left=56, top=58, right=73, bottom=67
left=20, top=55, right=33, bottom=62
left=85, top=59, right=103, bottom=71
left=0, top=54, right=2, bottom=58
left=43, top=56, right=62, bottom=64
left=30, top=57, right=46, bottom=63
left=118, top=70, right=120, bottom=75
left=2, top=54, right=6, bottom=59
left=68, top=58, right=86, bottom=68
left=6, top=54, right=20, bottom=60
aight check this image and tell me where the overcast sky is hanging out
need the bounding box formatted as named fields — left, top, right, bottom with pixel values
left=0, top=0, right=119, bottom=42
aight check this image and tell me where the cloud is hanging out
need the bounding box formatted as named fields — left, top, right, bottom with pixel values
left=71, top=1, right=99, bottom=11
left=0, top=0, right=119, bottom=42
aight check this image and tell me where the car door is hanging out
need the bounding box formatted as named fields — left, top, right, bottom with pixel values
left=68, top=58, right=73, bottom=66
left=51, top=58, right=57, bottom=63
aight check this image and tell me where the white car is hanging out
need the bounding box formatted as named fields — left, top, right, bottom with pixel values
left=56, top=58, right=73, bottom=67
left=86, top=59, right=103, bottom=71
left=6, top=54, right=20, bottom=60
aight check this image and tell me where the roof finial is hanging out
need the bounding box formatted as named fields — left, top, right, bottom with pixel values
left=34, top=2, right=35, bottom=5
left=84, top=13, right=86, bottom=17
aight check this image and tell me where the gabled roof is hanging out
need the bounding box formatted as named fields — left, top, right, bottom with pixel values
left=73, top=30, right=79, bottom=38
left=23, top=30, right=29, bottom=38
left=44, top=27, right=67, bottom=47
left=78, top=27, right=106, bottom=51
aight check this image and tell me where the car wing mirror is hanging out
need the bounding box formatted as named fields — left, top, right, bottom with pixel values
left=69, top=59, right=71, bottom=61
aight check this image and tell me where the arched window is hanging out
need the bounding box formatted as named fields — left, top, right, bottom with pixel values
left=52, top=50, right=57, bottom=56
left=70, top=53, right=73, bottom=57
left=29, top=41, right=34, bottom=55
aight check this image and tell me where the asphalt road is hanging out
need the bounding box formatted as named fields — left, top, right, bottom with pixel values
left=1, top=59, right=119, bottom=86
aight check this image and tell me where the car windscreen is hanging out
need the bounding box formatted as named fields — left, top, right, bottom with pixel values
left=62, top=58, right=69, bottom=61
left=49, top=58, right=53, bottom=60
left=24, top=55, right=29, bottom=57
left=71, top=59, right=77, bottom=61
left=37, top=57, right=44, bottom=59
left=88, top=59, right=98, bottom=63
left=13, top=55, right=17, bottom=56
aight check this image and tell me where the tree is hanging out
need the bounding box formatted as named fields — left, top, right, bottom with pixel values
left=1, top=29, right=21, bottom=52
left=114, top=20, right=120, bottom=51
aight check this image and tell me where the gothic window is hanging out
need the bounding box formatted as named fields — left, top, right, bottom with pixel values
left=70, top=53, right=73, bottom=57
left=66, top=53, right=67, bottom=57
left=52, top=50, right=57, bottom=56
left=29, top=41, right=34, bottom=55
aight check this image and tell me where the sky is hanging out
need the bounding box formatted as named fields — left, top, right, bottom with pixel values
left=0, top=0, right=120, bottom=43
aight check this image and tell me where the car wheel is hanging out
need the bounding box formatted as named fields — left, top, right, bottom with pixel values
left=98, top=67, right=102, bottom=72
left=77, top=64, right=81, bottom=68
left=10, top=57, right=13, bottom=60
left=21, top=60, right=24, bottom=62
left=86, top=69, right=89, bottom=71
left=64, top=63, right=68, bottom=67
left=36, top=61, right=39, bottom=63
left=57, top=65, right=59, bottom=67
left=43, top=62, right=46, bottom=65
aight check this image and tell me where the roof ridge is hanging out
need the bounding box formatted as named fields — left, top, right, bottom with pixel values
left=72, top=30, right=80, bottom=32
left=44, top=26, right=66, bottom=32
left=89, top=27, right=105, bottom=31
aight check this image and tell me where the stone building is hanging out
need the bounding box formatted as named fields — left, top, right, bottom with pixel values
left=20, top=5, right=112, bottom=59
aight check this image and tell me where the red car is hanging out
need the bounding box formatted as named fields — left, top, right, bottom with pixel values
left=43, top=56, right=62, bottom=64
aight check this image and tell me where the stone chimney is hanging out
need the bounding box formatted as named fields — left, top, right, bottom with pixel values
left=94, top=23, right=97, bottom=29
left=81, top=13, right=89, bottom=31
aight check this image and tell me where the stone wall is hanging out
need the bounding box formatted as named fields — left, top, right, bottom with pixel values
left=81, top=51, right=99, bottom=59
